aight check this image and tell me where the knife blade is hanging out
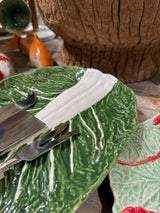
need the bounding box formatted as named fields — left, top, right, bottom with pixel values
left=0, top=109, right=45, bottom=153
left=0, top=92, right=46, bottom=154
left=0, top=92, right=37, bottom=122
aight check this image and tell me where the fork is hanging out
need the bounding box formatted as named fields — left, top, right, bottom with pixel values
left=0, top=122, right=78, bottom=180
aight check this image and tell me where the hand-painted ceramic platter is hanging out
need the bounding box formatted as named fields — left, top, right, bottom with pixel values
left=0, top=66, right=137, bottom=213
left=109, top=113, right=160, bottom=213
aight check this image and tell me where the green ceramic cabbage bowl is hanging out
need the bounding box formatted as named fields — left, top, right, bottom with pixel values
left=0, top=66, right=137, bottom=212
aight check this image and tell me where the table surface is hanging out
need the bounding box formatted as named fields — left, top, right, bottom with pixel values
left=0, top=29, right=160, bottom=213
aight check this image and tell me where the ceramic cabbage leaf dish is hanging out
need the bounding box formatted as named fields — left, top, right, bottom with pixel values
left=110, top=113, right=160, bottom=213
left=0, top=66, right=137, bottom=213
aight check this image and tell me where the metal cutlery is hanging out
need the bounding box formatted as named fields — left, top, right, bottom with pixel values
left=0, top=122, right=78, bottom=180
left=0, top=92, right=45, bottom=154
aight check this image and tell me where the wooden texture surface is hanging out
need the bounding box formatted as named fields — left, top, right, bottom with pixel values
left=0, top=33, right=160, bottom=212
left=36, top=0, right=160, bottom=82
left=28, top=0, right=39, bottom=31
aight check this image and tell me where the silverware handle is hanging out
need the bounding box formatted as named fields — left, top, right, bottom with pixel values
left=0, top=157, right=21, bottom=180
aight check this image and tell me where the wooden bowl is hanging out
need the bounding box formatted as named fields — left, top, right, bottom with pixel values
left=36, top=0, right=160, bottom=82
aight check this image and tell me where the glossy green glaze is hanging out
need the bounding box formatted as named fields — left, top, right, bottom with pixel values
left=0, top=66, right=137, bottom=212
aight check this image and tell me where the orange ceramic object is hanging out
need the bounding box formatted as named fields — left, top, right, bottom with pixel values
left=5, top=30, right=52, bottom=68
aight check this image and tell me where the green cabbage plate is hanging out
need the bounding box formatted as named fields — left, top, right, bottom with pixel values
left=110, top=113, right=160, bottom=213
left=0, top=66, right=137, bottom=213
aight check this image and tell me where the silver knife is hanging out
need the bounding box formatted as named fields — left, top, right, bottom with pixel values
left=0, top=92, right=37, bottom=122
left=0, top=92, right=45, bottom=154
